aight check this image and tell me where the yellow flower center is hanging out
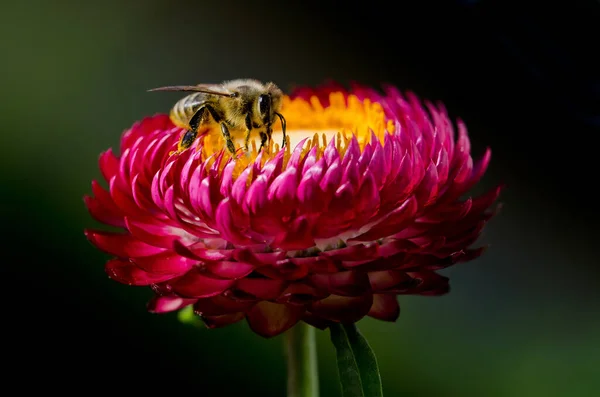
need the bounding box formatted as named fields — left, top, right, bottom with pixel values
left=199, top=92, right=395, bottom=176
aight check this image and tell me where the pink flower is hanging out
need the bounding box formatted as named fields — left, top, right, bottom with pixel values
left=84, top=83, right=500, bottom=337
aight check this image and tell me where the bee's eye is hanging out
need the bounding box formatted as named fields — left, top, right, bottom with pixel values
left=258, top=94, right=270, bottom=116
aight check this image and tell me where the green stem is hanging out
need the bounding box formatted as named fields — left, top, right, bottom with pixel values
left=285, top=322, right=319, bottom=397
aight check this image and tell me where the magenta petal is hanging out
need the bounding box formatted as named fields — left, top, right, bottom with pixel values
left=99, top=148, right=120, bottom=183
left=173, top=240, right=232, bottom=262
left=297, top=172, right=326, bottom=212
left=231, top=167, right=250, bottom=205
left=215, top=199, right=255, bottom=246
left=131, top=174, right=158, bottom=212
left=288, top=137, right=309, bottom=167
left=246, top=301, right=305, bottom=338
left=194, top=295, right=255, bottom=316
left=85, top=180, right=125, bottom=227
left=291, top=255, right=339, bottom=273
left=323, top=243, right=378, bottom=262
left=147, top=295, right=196, bottom=313
left=109, top=176, right=146, bottom=217
left=350, top=196, right=418, bottom=242
left=310, top=294, right=373, bottom=323
left=202, top=312, right=245, bottom=328
left=319, top=158, right=342, bottom=192
left=267, top=167, right=298, bottom=202
left=244, top=175, right=269, bottom=214
left=125, top=217, right=195, bottom=249
left=276, top=283, right=328, bottom=305
left=406, top=271, right=450, bottom=295
left=85, top=230, right=166, bottom=258
left=368, top=270, right=413, bottom=292
left=368, top=294, right=400, bottom=321
left=205, top=261, right=254, bottom=279
left=105, top=258, right=176, bottom=286
left=271, top=216, right=315, bottom=250
left=132, top=251, right=195, bottom=274
left=235, top=277, right=287, bottom=300
left=311, top=271, right=370, bottom=296
left=171, top=269, right=235, bottom=298
left=233, top=249, right=286, bottom=267
left=255, top=258, right=309, bottom=280
left=415, top=162, right=440, bottom=206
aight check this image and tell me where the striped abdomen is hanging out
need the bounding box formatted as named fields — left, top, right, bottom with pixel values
left=169, top=93, right=212, bottom=130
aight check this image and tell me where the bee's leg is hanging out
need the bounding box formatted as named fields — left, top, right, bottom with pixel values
left=220, top=122, right=236, bottom=155
left=258, top=131, right=268, bottom=152
left=197, top=104, right=234, bottom=155
left=171, top=106, right=206, bottom=155
left=275, top=113, right=287, bottom=149
left=243, top=114, right=253, bottom=151
left=177, top=130, right=198, bottom=152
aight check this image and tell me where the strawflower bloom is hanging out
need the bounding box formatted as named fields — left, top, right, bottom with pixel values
left=84, top=82, right=500, bottom=338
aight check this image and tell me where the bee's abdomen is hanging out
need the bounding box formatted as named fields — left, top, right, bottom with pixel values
left=169, top=93, right=207, bottom=130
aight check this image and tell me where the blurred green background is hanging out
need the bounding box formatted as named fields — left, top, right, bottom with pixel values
left=2, top=0, right=599, bottom=395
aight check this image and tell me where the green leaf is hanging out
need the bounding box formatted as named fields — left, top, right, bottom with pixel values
left=330, top=323, right=383, bottom=397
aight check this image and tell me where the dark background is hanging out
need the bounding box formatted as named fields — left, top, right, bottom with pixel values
left=2, top=0, right=599, bottom=395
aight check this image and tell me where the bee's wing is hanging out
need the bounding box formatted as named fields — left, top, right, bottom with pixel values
left=148, top=84, right=233, bottom=97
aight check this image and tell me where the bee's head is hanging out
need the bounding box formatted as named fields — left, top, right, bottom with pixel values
left=255, top=83, right=285, bottom=136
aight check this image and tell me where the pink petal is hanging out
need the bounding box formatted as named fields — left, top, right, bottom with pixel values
left=194, top=295, right=256, bottom=316
left=310, top=294, right=373, bottom=323
left=368, top=294, right=400, bottom=321
left=323, top=243, right=378, bottom=262
left=291, top=255, right=339, bottom=274
left=271, top=216, right=315, bottom=250
left=233, top=249, right=286, bottom=267
left=231, top=167, right=251, bottom=205
left=288, top=137, right=310, bottom=168
left=205, top=261, right=255, bottom=279
left=170, top=269, right=235, bottom=298
left=246, top=301, right=305, bottom=338
left=84, top=180, right=125, bottom=227
left=368, top=270, right=414, bottom=292
left=297, top=172, right=327, bottom=212
left=310, top=271, right=371, bottom=296
left=85, top=230, right=166, bottom=258
left=147, top=295, right=196, bottom=313
left=234, top=277, right=287, bottom=300
left=267, top=167, right=298, bottom=202
left=132, top=251, right=195, bottom=274
left=255, top=258, right=309, bottom=280
left=319, top=158, right=342, bottom=192
left=405, top=271, right=450, bottom=295
left=415, top=162, right=439, bottom=206
left=366, top=135, right=386, bottom=186
left=172, top=240, right=232, bottom=262
left=216, top=199, right=255, bottom=246
left=244, top=175, right=269, bottom=215
left=105, top=258, right=176, bottom=286
left=99, top=149, right=120, bottom=183
left=109, top=176, right=145, bottom=217
left=126, top=217, right=194, bottom=249
left=131, top=174, right=158, bottom=212
left=350, top=196, right=418, bottom=242
left=276, top=283, right=328, bottom=305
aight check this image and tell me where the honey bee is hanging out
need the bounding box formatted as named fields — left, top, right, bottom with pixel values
left=149, top=79, right=287, bottom=155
